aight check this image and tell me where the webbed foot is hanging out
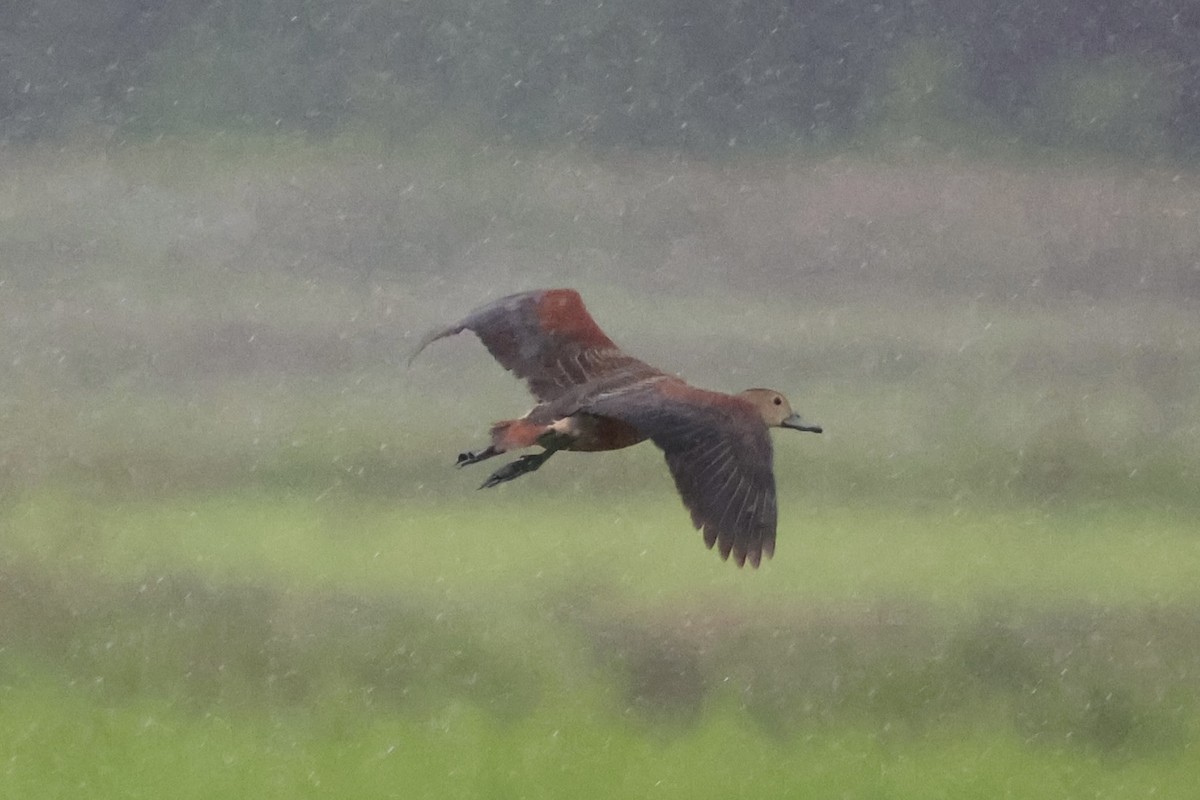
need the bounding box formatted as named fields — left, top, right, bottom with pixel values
left=456, top=445, right=499, bottom=468
left=479, top=451, right=555, bottom=489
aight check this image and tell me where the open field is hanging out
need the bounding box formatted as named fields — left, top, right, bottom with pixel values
left=3, top=493, right=1200, bottom=798
left=2, top=140, right=1200, bottom=797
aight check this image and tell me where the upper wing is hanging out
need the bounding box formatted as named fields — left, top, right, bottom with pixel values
left=410, top=289, right=653, bottom=402
left=584, top=381, right=779, bottom=567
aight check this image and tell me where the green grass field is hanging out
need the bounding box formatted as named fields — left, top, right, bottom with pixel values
left=3, top=491, right=1200, bottom=799
left=2, top=141, right=1200, bottom=797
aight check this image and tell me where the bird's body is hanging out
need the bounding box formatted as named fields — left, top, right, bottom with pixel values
left=410, top=289, right=821, bottom=568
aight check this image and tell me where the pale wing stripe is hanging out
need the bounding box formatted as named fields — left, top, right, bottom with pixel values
left=753, top=489, right=767, bottom=536
left=736, top=486, right=761, bottom=543
left=695, top=449, right=736, bottom=495
left=690, top=444, right=733, bottom=490
left=688, top=436, right=734, bottom=468
left=739, top=488, right=764, bottom=565
left=708, top=469, right=740, bottom=535
left=560, top=352, right=584, bottom=384
left=572, top=351, right=593, bottom=383
left=549, top=359, right=570, bottom=389
left=716, top=476, right=748, bottom=540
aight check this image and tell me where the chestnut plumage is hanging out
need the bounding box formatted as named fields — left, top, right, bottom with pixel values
left=410, top=289, right=821, bottom=568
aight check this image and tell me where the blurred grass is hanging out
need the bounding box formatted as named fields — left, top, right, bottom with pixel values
left=3, top=493, right=1200, bottom=797
left=3, top=139, right=1200, bottom=796
left=3, top=679, right=1197, bottom=799
left=6, top=491, right=1200, bottom=608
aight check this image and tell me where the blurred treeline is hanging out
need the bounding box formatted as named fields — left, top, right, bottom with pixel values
left=4, top=0, right=1199, bottom=157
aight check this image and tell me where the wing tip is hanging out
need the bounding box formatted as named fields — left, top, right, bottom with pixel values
left=698, top=520, right=772, bottom=569
left=731, top=543, right=763, bottom=569
left=406, top=322, right=465, bottom=367
left=410, top=289, right=544, bottom=367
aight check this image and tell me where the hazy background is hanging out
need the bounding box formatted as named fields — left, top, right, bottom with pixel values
left=3, top=2, right=1200, bottom=798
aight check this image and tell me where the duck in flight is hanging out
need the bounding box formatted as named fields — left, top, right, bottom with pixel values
left=409, top=289, right=821, bottom=568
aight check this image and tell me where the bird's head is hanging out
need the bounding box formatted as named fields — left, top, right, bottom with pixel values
left=739, top=388, right=823, bottom=433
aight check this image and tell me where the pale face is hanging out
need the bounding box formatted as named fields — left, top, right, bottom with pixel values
left=739, top=388, right=823, bottom=433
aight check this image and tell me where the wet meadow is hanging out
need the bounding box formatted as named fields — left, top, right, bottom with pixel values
left=2, top=137, right=1200, bottom=797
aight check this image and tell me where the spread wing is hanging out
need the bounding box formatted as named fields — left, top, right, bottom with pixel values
left=585, top=382, right=779, bottom=568
left=410, top=289, right=653, bottom=402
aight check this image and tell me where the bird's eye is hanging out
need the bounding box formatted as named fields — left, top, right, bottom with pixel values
left=773, top=396, right=782, bottom=405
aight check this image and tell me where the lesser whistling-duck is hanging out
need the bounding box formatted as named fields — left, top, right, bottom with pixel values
left=410, top=288, right=821, bottom=568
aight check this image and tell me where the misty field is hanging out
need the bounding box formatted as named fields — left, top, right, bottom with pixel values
left=2, top=140, right=1200, bottom=798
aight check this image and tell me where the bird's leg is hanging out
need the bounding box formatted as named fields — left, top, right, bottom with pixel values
left=478, top=448, right=557, bottom=489
left=456, top=444, right=501, bottom=468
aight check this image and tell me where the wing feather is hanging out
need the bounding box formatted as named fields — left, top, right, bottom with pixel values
left=584, top=382, right=780, bottom=567
left=410, top=289, right=659, bottom=401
